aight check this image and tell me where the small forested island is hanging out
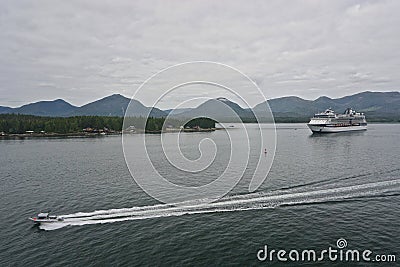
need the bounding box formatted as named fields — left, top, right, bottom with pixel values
left=0, top=114, right=216, bottom=138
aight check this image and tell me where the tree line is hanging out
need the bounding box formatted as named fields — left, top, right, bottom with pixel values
left=0, top=114, right=123, bottom=134
left=184, top=117, right=216, bottom=129
left=0, top=114, right=216, bottom=134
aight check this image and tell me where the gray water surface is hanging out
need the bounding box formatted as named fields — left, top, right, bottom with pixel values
left=0, top=124, right=399, bottom=266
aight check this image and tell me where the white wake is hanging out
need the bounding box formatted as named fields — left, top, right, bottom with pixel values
left=39, top=179, right=400, bottom=230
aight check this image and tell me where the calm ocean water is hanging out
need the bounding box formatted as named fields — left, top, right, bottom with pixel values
left=0, top=123, right=399, bottom=266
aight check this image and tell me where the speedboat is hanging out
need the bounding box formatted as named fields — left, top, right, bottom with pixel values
left=29, top=212, right=64, bottom=223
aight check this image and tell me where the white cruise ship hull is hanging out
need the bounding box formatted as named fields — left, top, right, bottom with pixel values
left=308, top=124, right=367, bottom=133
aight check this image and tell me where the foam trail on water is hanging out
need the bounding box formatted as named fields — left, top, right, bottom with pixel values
left=39, top=179, right=400, bottom=230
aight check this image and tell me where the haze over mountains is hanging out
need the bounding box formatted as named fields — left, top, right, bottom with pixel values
left=0, top=91, right=399, bottom=121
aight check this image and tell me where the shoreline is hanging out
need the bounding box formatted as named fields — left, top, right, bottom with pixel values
left=0, top=132, right=121, bottom=139
left=0, top=128, right=218, bottom=139
left=1, top=122, right=398, bottom=139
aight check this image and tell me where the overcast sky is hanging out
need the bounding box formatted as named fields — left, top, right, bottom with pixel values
left=1, top=0, right=399, bottom=108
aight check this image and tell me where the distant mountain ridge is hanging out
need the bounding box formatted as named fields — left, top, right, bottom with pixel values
left=13, top=99, right=77, bottom=117
left=0, top=91, right=399, bottom=121
left=258, top=91, right=400, bottom=119
left=175, top=97, right=256, bottom=121
left=0, top=94, right=167, bottom=118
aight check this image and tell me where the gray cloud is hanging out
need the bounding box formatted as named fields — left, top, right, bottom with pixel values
left=0, top=0, right=399, bottom=107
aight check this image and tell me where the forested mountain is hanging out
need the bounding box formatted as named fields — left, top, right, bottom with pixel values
left=1, top=91, right=398, bottom=121
left=0, top=94, right=166, bottom=118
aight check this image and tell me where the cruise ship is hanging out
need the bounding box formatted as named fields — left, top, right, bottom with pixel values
left=307, top=108, right=367, bottom=133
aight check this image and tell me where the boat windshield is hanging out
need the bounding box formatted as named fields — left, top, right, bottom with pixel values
left=37, top=213, right=48, bottom=219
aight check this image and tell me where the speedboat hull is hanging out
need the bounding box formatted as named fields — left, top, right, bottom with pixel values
left=29, top=217, right=63, bottom=223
